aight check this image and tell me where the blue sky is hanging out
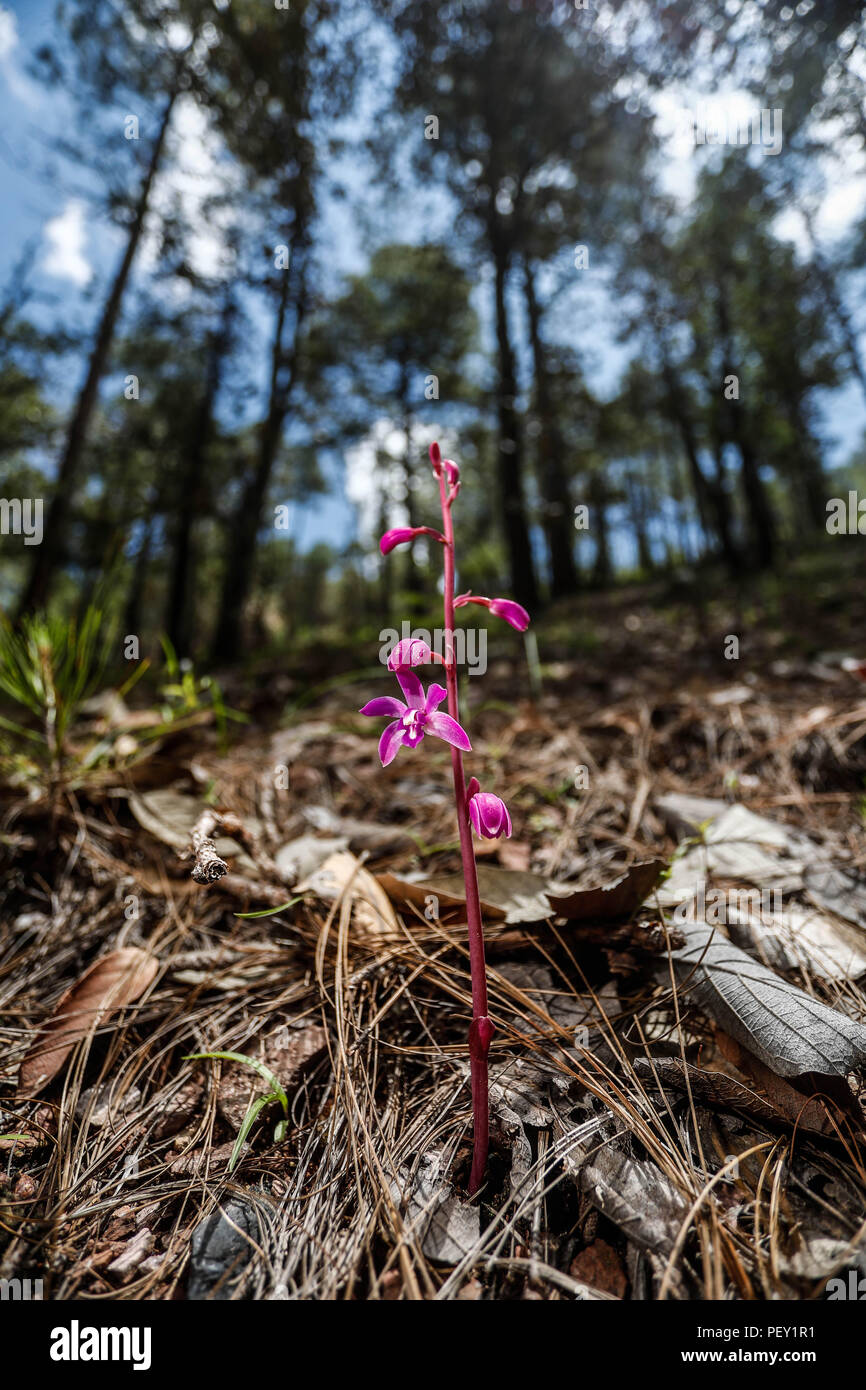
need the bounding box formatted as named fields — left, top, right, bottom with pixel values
left=2, top=0, right=865, bottom=573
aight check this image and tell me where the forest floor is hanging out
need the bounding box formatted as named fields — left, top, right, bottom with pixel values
left=2, top=543, right=866, bottom=1301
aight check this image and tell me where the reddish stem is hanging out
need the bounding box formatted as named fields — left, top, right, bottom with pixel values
left=436, top=465, right=493, bottom=1196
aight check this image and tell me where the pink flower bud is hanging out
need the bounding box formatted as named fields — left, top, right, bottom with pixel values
left=429, top=442, right=442, bottom=472
left=454, top=593, right=531, bottom=631
left=380, top=525, right=447, bottom=555
left=488, top=598, right=530, bottom=632
left=468, top=791, right=512, bottom=839
left=387, top=637, right=433, bottom=671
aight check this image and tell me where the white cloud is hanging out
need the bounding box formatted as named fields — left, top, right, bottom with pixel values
left=0, top=6, right=17, bottom=59
left=40, top=199, right=92, bottom=287
left=140, top=93, right=239, bottom=283
left=0, top=5, right=41, bottom=107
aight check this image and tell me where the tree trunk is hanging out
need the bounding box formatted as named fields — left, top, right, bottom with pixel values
left=399, top=365, right=423, bottom=595
left=660, top=352, right=739, bottom=573
left=18, top=93, right=177, bottom=615
left=165, top=290, right=234, bottom=656
left=523, top=260, right=578, bottom=598
left=490, top=227, right=538, bottom=610
left=211, top=235, right=308, bottom=663
left=590, top=474, right=612, bottom=586
left=124, top=513, right=154, bottom=640
left=715, top=284, right=775, bottom=569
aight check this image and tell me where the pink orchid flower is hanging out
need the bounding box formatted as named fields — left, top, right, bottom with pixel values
left=380, top=525, right=446, bottom=556
left=360, top=669, right=471, bottom=767
left=468, top=791, right=512, bottom=840
left=454, top=592, right=530, bottom=632
left=387, top=637, right=434, bottom=671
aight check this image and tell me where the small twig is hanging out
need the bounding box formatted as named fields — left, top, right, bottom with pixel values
left=190, top=810, right=228, bottom=884
left=189, top=807, right=290, bottom=887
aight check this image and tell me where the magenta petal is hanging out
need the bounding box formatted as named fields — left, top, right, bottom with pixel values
left=379, top=527, right=417, bottom=555
left=360, top=696, right=406, bottom=718
left=378, top=721, right=404, bottom=766
left=469, top=791, right=511, bottom=838
left=489, top=598, right=530, bottom=631
left=396, top=668, right=425, bottom=709
left=388, top=637, right=433, bottom=671
left=424, top=682, right=448, bottom=713
left=426, top=711, right=471, bottom=751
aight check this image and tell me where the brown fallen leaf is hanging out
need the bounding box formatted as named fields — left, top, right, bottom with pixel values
left=713, top=1031, right=840, bottom=1136
left=297, top=850, right=399, bottom=939
left=377, top=860, right=664, bottom=927
left=496, top=840, right=531, bottom=872
left=570, top=1238, right=627, bottom=1299
left=17, top=947, right=159, bottom=1095
left=635, top=1056, right=831, bottom=1136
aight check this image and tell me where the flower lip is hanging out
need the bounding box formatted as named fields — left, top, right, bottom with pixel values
left=468, top=791, right=512, bottom=839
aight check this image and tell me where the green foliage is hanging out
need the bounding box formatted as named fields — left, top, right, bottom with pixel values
left=183, top=1050, right=290, bottom=1172
left=0, top=602, right=113, bottom=774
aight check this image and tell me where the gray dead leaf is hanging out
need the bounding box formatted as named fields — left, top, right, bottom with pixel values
left=302, top=805, right=413, bottom=854
left=664, top=922, right=866, bottom=1078
left=392, top=1150, right=479, bottom=1265
left=270, top=721, right=338, bottom=765
left=128, top=788, right=254, bottom=863
left=496, top=1101, right=532, bottom=1201
left=725, top=903, right=866, bottom=983
left=655, top=803, right=819, bottom=906
left=274, top=833, right=349, bottom=881
left=779, top=1236, right=866, bottom=1283
left=486, top=1057, right=555, bottom=1127
left=75, top=1081, right=142, bottom=1130
left=581, top=1150, right=688, bottom=1257
left=494, top=961, right=621, bottom=1064
left=656, top=793, right=729, bottom=838
left=805, top=862, right=866, bottom=930
left=554, top=1107, right=688, bottom=1256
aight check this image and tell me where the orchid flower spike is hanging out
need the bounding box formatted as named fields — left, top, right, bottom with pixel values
left=360, top=669, right=471, bottom=767
left=454, top=592, right=530, bottom=632
left=469, top=791, right=512, bottom=839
